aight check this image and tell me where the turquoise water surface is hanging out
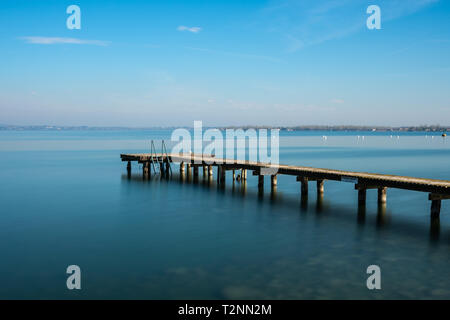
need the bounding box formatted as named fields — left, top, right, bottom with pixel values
left=1, top=130, right=450, bottom=299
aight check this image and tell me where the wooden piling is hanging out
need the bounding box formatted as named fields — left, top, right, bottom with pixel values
left=218, top=165, right=226, bottom=184
left=378, top=187, right=387, bottom=204
left=258, top=174, right=264, bottom=191
left=208, top=165, right=213, bottom=178
left=180, top=161, right=185, bottom=175
left=242, top=169, right=247, bottom=180
left=186, top=163, right=191, bottom=176
left=271, top=175, right=277, bottom=190
left=143, top=162, right=150, bottom=179
left=299, top=177, right=308, bottom=196
left=165, top=161, right=170, bottom=177
left=127, top=161, right=131, bottom=176
left=431, top=200, right=441, bottom=218
left=193, top=166, right=199, bottom=177
left=358, top=188, right=366, bottom=206
left=428, top=194, right=449, bottom=218
left=317, top=179, right=324, bottom=194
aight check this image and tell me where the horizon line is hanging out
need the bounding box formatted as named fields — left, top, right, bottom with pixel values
left=1, top=124, right=449, bottom=131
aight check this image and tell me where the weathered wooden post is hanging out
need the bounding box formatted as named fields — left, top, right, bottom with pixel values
left=428, top=194, right=444, bottom=219
left=431, top=199, right=441, bottom=218
left=258, top=175, right=264, bottom=191
left=378, top=187, right=387, bottom=204
left=297, top=177, right=308, bottom=196
left=232, top=169, right=236, bottom=181
left=203, top=165, right=207, bottom=177
left=317, top=180, right=324, bottom=195
left=143, top=162, right=149, bottom=180
left=358, top=188, right=366, bottom=206
left=208, top=165, right=213, bottom=178
left=180, top=161, right=185, bottom=175
left=217, top=165, right=226, bottom=184
left=430, top=214, right=440, bottom=241
left=165, top=161, right=170, bottom=178
left=127, top=161, right=131, bottom=175
left=193, top=165, right=199, bottom=177
left=186, top=163, right=191, bottom=178
left=159, top=162, right=165, bottom=176
left=242, top=169, right=247, bottom=180
left=271, top=175, right=277, bottom=191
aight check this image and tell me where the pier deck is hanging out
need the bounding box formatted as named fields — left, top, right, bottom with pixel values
left=121, top=153, right=450, bottom=219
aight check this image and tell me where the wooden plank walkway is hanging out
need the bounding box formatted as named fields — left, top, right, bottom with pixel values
left=121, top=153, right=450, bottom=219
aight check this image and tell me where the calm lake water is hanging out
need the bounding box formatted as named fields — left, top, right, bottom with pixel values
left=1, top=130, right=450, bottom=299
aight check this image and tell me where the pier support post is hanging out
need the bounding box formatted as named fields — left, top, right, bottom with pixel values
left=193, top=166, right=199, bottom=177
left=428, top=194, right=448, bottom=218
left=186, top=163, right=191, bottom=176
left=165, top=161, right=170, bottom=177
left=431, top=200, right=441, bottom=219
left=317, top=180, right=324, bottom=195
left=299, top=177, right=308, bottom=196
left=242, top=169, right=247, bottom=181
left=258, top=175, right=264, bottom=192
left=127, top=161, right=131, bottom=177
left=193, top=165, right=199, bottom=183
left=271, top=175, right=277, bottom=190
left=180, top=162, right=185, bottom=175
left=208, top=165, right=213, bottom=178
left=378, top=187, right=387, bottom=204
left=232, top=170, right=236, bottom=181
left=203, top=165, right=207, bottom=177
left=218, top=165, right=226, bottom=184
left=358, top=189, right=366, bottom=206
left=143, top=162, right=150, bottom=180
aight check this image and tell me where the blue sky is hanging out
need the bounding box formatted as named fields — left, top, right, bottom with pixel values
left=0, top=0, right=449, bottom=126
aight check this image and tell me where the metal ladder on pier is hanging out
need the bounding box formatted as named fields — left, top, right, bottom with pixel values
left=149, top=140, right=159, bottom=174
left=161, top=140, right=172, bottom=175
left=149, top=140, right=172, bottom=176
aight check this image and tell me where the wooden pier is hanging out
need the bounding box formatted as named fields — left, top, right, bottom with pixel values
left=121, top=153, right=450, bottom=219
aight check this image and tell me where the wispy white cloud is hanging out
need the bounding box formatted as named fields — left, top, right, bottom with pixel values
left=261, top=0, right=440, bottom=51
left=20, top=36, right=110, bottom=46
left=177, top=26, right=202, bottom=33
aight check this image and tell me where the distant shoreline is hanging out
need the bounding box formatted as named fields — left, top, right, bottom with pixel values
left=0, top=125, right=449, bottom=132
